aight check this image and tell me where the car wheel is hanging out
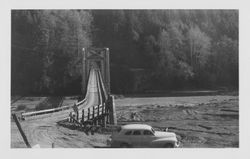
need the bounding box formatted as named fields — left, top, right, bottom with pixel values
left=120, top=143, right=130, bottom=148
left=164, top=143, right=174, bottom=148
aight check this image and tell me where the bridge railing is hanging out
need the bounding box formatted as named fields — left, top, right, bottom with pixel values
left=21, top=98, right=86, bottom=119
left=69, top=103, right=108, bottom=124
left=69, top=95, right=116, bottom=126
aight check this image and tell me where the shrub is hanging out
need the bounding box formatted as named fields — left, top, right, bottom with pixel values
left=16, top=104, right=26, bottom=111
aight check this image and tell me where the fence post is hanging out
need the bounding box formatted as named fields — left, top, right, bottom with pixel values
left=97, top=105, right=100, bottom=117
left=103, top=103, right=107, bottom=128
left=102, top=103, right=105, bottom=115
left=88, top=108, right=90, bottom=120
left=105, top=101, right=109, bottom=124
left=101, top=104, right=104, bottom=126
left=97, top=105, right=100, bottom=125
left=82, top=109, right=85, bottom=123
left=92, top=106, right=95, bottom=125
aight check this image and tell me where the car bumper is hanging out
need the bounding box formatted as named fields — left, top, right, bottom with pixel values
left=107, top=138, right=112, bottom=146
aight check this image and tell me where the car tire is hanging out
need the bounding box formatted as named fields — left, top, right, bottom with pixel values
left=164, top=143, right=174, bottom=148
left=120, top=143, right=130, bottom=148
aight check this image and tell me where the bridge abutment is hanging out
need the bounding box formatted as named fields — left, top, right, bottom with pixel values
left=108, top=95, right=117, bottom=125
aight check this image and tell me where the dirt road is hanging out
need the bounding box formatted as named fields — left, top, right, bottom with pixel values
left=11, top=109, right=109, bottom=148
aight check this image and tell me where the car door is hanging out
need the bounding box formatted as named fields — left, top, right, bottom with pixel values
left=130, top=130, right=143, bottom=147
left=141, top=130, right=155, bottom=148
left=121, top=130, right=133, bottom=145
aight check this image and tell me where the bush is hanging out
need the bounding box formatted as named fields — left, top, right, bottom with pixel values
left=16, top=104, right=26, bottom=111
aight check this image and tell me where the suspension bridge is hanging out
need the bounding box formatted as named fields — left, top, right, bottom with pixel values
left=12, top=48, right=117, bottom=148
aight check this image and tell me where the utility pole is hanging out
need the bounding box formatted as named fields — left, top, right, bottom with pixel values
left=12, top=114, right=31, bottom=148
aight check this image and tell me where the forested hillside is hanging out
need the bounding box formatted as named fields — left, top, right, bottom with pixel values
left=11, top=10, right=238, bottom=95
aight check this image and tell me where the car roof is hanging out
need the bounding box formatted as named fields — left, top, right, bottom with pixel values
left=121, top=124, right=152, bottom=130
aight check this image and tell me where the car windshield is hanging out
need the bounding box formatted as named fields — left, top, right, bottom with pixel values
left=151, top=128, right=155, bottom=134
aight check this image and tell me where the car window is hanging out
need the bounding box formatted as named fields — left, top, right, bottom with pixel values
left=143, top=130, right=154, bottom=135
left=124, top=131, right=132, bottom=135
left=151, top=128, right=155, bottom=134
left=132, top=130, right=141, bottom=135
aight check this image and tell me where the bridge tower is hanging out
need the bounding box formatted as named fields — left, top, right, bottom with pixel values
left=82, top=48, right=110, bottom=96
left=82, top=47, right=116, bottom=125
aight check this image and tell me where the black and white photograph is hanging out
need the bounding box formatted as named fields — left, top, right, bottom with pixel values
left=10, top=9, right=239, bottom=148
left=1, top=0, right=250, bottom=159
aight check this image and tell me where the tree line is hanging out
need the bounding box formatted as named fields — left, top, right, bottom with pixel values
left=11, top=10, right=238, bottom=95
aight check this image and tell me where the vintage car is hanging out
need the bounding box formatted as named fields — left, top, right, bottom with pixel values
left=107, top=124, right=180, bottom=148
